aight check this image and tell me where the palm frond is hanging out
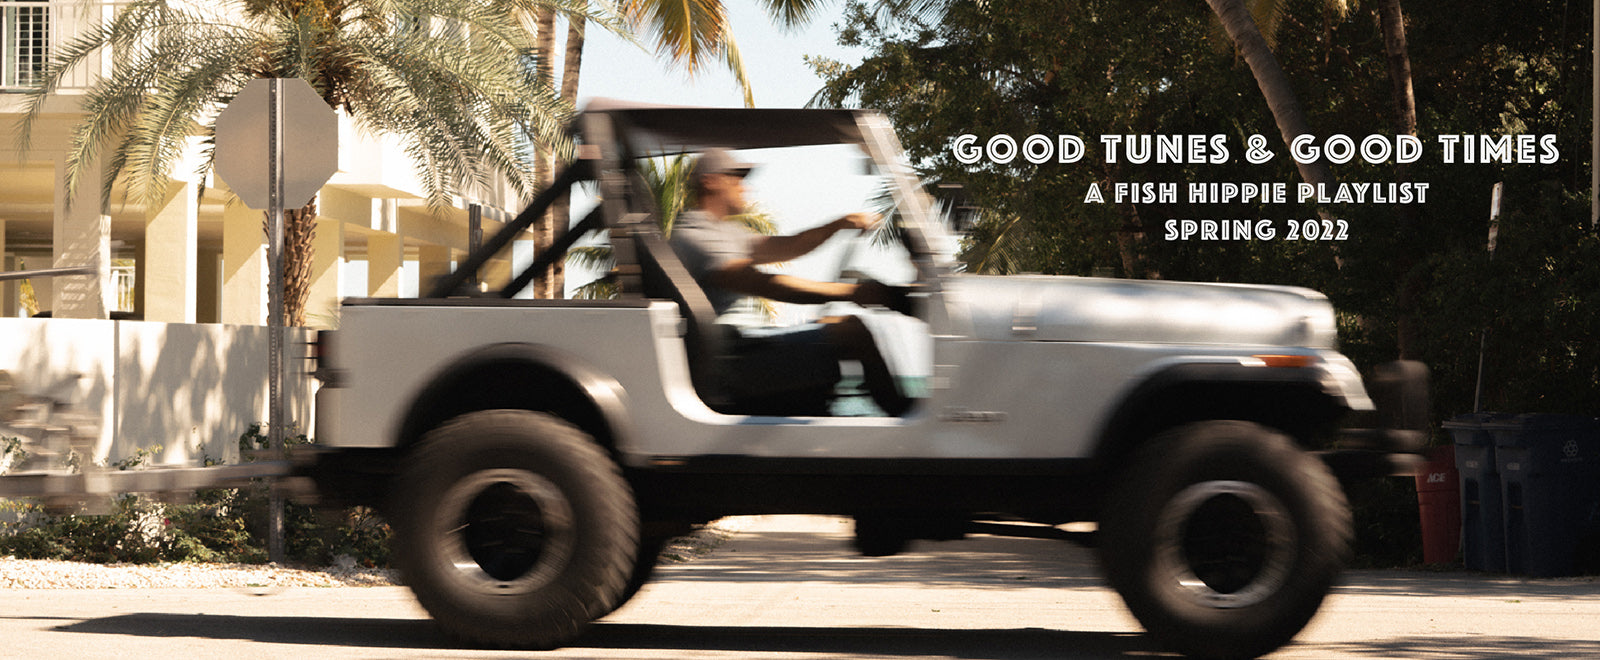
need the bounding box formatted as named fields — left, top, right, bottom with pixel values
left=571, top=273, right=620, bottom=299
left=343, top=10, right=563, bottom=208
left=757, top=0, right=826, bottom=30
left=1245, top=0, right=1287, bottom=48
left=117, top=36, right=255, bottom=208
left=639, top=154, right=694, bottom=234
left=727, top=210, right=777, bottom=236
left=566, top=245, right=616, bottom=271
left=718, top=22, right=754, bottom=107
left=864, top=180, right=903, bottom=248
left=961, top=211, right=1027, bottom=275
left=621, top=0, right=727, bottom=72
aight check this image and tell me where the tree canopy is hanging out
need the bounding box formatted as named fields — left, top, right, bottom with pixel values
left=812, top=0, right=1597, bottom=417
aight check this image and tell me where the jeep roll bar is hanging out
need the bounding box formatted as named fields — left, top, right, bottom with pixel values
left=428, top=101, right=954, bottom=300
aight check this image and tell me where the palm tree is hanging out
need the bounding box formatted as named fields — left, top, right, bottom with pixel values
left=1204, top=0, right=1335, bottom=191
left=1230, top=0, right=1416, bottom=140
left=18, top=0, right=620, bottom=325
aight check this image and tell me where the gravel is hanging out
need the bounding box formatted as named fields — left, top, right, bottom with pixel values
left=0, top=556, right=398, bottom=589
left=0, top=517, right=754, bottom=589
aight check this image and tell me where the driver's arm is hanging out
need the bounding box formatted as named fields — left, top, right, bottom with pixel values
left=709, top=259, right=893, bottom=307
left=748, top=213, right=879, bottom=264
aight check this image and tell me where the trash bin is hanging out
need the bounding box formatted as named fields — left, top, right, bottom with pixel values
left=1486, top=414, right=1600, bottom=577
left=1444, top=413, right=1513, bottom=572
left=1414, top=444, right=1461, bottom=564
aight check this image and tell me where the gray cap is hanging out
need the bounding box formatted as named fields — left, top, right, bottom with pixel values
left=690, top=148, right=755, bottom=180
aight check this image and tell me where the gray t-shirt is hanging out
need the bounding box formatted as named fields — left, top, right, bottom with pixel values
left=669, top=209, right=757, bottom=319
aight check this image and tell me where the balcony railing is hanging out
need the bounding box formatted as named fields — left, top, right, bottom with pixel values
left=2, top=1, right=119, bottom=92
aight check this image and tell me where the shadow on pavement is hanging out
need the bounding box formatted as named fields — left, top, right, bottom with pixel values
left=54, top=613, right=450, bottom=650
left=579, top=626, right=1600, bottom=659
left=48, top=613, right=1600, bottom=659
left=53, top=613, right=1175, bottom=658
left=576, top=623, right=1172, bottom=658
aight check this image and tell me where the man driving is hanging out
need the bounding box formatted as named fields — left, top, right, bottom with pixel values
left=669, top=148, right=912, bottom=416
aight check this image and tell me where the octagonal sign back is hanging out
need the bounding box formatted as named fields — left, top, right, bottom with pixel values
left=214, top=78, right=339, bottom=210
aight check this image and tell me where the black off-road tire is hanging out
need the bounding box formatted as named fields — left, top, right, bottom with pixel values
left=1098, top=421, right=1352, bottom=660
left=611, top=534, right=669, bottom=613
left=390, top=410, right=638, bottom=649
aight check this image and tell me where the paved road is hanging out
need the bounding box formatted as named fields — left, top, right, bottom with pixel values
left=2, top=515, right=1598, bottom=659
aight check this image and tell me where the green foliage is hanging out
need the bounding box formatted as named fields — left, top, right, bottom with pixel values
left=283, top=503, right=393, bottom=567
left=238, top=422, right=312, bottom=454
left=0, top=437, right=27, bottom=474
left=0, top=489, right=391, bottom=567
left=113, top=445, right=162, bottom=471
left=0, top=496, right=166, bottom=564
left=0, top=433, right=389, bottom=567
left=162, top=489, right=265, bottom=563
left=1344, top=476, right=1424, bottom=568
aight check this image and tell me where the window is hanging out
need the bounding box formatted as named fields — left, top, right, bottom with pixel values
left=3, top=1, right=50, bottom=89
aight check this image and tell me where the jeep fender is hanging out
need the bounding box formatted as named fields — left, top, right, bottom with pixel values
left=1092, top=360, right=1359, bottom=465
left=396, top=343, right=635, bottom=459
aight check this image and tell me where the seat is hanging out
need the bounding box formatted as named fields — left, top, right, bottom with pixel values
left=632, top=224, right=840, bottom=416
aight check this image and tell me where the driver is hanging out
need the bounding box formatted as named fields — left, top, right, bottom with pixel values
left=669, top=148, right=913, bottom=416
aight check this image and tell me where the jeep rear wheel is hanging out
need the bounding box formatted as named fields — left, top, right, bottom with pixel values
left=391, top=410, right=637, bottom=649
left=1099, top=421, right=1351, bottom=660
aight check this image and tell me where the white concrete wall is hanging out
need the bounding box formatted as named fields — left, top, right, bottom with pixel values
left=0, top=319, right=313, bottom=467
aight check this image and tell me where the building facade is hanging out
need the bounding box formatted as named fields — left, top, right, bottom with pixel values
left=1, top=0, right=524, bottom=327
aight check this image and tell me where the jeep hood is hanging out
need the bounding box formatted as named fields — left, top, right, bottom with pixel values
left=944, top=275, right=1338, bottom=348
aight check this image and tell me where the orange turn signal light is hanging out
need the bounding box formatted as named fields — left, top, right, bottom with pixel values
left=1252, top=354, right=1317, bottom=368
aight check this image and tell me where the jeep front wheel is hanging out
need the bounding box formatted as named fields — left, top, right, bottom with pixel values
left=1098, top=421, right=1351, bottom=660
left=390, top=410, right=638, bottom=649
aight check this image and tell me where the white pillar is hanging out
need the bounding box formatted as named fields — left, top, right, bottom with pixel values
left=222, top=203, right=266, bottom=325
left=51, top=158, right=112, bottom=318
left=366, top=231, right=403, bottom=297
left=306, top=216, right=344, bottom=328
left=417, top=244, right=451, bottom=296
left=142, top=182, right=199, bottom=323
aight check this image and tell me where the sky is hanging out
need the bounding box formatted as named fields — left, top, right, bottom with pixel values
left=576, top=3, right=865, bottom=110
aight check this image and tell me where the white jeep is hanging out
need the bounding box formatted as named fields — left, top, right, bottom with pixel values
left=312, top=103, right=1428, bottom=659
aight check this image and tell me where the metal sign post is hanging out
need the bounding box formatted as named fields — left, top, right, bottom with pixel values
left=1473, top=182, right=1503, bottom=413
left=214, top=77, right=338, bottom=564
left=266, top=79, right=287, bottom=564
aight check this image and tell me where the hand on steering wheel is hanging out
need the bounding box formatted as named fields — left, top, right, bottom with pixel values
left=850, top=278, right=918, bottom=317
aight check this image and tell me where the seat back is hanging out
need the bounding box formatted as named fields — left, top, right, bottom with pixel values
left=633, top=224, right=733, bottom=407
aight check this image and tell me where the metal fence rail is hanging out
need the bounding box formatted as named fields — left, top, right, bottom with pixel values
left=0, top=265, right=96, bottom=282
